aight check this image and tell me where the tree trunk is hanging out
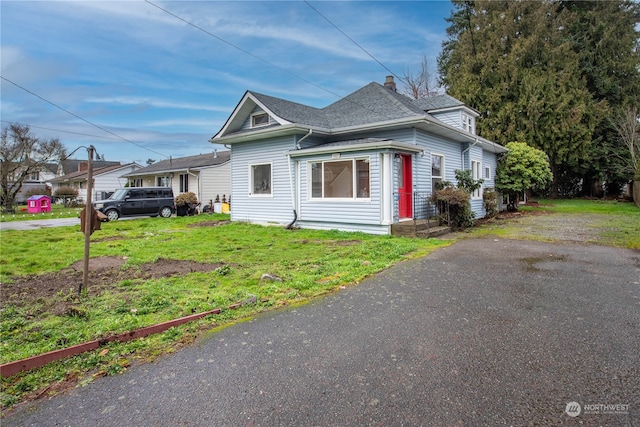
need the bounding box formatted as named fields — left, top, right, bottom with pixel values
left=550, top=163, right=560, bottom=198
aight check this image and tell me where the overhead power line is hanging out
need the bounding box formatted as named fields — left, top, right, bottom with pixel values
left=0, top=120, right=122, bottom=141
left=144, top=0, right=348, bottom=102
left=0, top=76, right=170, bottom=159
left=303, top=0, right=405, bottom=85
left=143, top=0, right=406, bottom=119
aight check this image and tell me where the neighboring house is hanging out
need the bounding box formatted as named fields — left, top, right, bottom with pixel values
left=211, top=76, right=507, bottom=235
left=56, top=159, right=121, bottom=177
left=122, top=151, right=231, bottom=206
left=11, top=162, right=58, bottom=203
left=50, top=163, right=142, bottom=202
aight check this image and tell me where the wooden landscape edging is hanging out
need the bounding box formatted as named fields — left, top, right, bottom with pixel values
left=1, top=295, right=257, bottom=378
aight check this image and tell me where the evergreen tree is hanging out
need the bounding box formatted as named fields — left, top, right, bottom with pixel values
left=438, top=0, right=639, bottom=197
left=559, top=0, right=640, bottom=195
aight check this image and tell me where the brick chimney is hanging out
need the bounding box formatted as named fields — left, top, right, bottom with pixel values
left=384, top=75, right=397, bottom=92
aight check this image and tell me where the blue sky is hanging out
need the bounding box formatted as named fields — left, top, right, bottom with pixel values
left=1, top=1, right=454, bottom=165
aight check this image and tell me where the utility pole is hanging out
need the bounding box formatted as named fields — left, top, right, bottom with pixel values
left=79, top=145, right=95, bottom=294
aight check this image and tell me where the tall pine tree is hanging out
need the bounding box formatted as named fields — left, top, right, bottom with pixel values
left=559, top=1, right=640, bottom=195
left=439, top=0, right=639, bottom=197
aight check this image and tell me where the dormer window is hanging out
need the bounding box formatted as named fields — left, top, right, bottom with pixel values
left=461, top=113, right=475, bottom=134
left=251, top=112, right=270, bottom=128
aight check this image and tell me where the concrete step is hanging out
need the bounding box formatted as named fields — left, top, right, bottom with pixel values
left=415, top=226, right=451, bottom=238
left=390, top=219, right=440, bottom=236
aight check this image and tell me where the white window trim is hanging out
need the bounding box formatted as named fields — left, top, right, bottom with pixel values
left=471, top=159, right=482, bottom=199
left=307, top=157, right=371, bottom=202
left=431, top=153, right=445, bottom=182
left=179, top=173, right=189, bottom=193
left=461, top=112, right=475, bottom=134
left=484, top=165, right=491, bottom=180
left=249, top=162, right=273, bottom=197
left=251, top=112, right=270, bottom=128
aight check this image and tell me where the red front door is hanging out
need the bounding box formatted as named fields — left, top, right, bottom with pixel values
left=398, top=154, right=412, bottom=218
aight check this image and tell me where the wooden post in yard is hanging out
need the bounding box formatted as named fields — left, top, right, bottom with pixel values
left=79, top=145, right=95, bottom=295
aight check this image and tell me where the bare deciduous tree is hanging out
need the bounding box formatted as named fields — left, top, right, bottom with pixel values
left=402, top=55, right=438, bottom=99
left=611, top=106, right=640, bottom=179
left=1, top=124, right=66, bottom=210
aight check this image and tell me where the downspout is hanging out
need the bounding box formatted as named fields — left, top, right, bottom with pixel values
left=186, top=168, right=199, bottom=200
left=461, top=137, right=479, bottom=171
left=286, top=129, right=313, bottom=229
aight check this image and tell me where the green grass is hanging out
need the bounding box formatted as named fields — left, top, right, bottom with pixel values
left=471, top=199, right=640, bottom=249
left=0, top=214, right=450, bottom=409
left=1, top=199, right=637, bottom=410
left=1, top=204, right=83, bottom=222
left=521, top=198, right=640, bottom=215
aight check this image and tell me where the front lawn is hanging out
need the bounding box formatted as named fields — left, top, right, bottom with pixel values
left=0, top=215, right=449, bottom=409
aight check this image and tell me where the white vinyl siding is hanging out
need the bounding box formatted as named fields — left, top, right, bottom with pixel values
left=63, top=165, right=140, bottom=203
left=199, top=162, right=231, bottom=206
left=482, top=150, right=497, bottom=189
left=230, top=137, right=296, bottom=224
left=298, top=151, right=381, bottom=227
left=429, top=111, right=460, bottom=128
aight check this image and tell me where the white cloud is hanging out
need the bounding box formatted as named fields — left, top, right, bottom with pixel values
left=84, top=96, right=230, bottom=112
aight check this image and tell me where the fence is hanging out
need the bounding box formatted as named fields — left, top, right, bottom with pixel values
left=395, top=191, right=450, bottom=228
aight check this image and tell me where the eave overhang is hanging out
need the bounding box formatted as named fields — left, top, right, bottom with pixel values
left=212, top=114, right=507, bottom=153
left=285, top=140, right=424, bottom=157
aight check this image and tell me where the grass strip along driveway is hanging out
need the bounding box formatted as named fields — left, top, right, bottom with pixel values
left=0, top=214, right=447, bottom=410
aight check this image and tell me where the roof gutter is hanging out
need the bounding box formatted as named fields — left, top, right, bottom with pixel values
left=461, top=137, right=480, bottom=170
left=213, top=125, right=328, bottom=145
left=285, top=140, right=423, bottom=157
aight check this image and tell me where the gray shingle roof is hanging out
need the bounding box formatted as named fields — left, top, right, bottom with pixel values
left=51, top=164, right=134, bottom=182
left=322, top=82, right=427, bottom=128
left=413, top=93, right=465, bottom=111
left=59, top=159, right=121, bottom=174
left=245, top=83, right=465, bottom=132
left=129, top=151, right=230, bottom=174
left=251, top=92, right=330, bottom=128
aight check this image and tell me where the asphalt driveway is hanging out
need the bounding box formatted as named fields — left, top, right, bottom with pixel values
left=4, top=237, right=639, bottom=426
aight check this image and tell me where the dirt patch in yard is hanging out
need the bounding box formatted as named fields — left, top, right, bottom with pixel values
left=0, top=257, right=223, bottom=313
left=187, top=220, right=231, bottom=228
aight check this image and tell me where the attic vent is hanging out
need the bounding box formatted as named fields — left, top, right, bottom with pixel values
left=251, top=112, right=270, bottom=128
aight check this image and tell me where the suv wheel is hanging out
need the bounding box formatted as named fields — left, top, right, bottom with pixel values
left=159, top=206, right=173, bottom=218
left=106, top=209, right=120, bottom=221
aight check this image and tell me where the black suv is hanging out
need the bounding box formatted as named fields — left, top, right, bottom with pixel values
left=94, top=187, right=175, bottom=221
